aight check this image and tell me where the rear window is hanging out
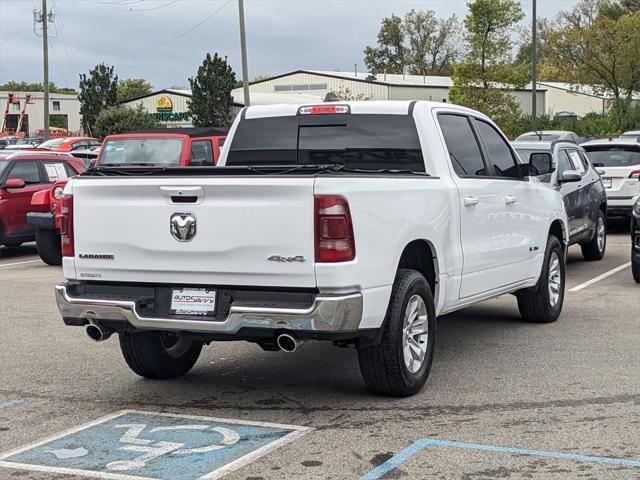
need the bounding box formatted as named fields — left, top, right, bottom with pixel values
left=226, top=114, right=425, bottom=172
left=584, top=147, right=640, bottom=167
left=100, top=138, right=183, bottom=166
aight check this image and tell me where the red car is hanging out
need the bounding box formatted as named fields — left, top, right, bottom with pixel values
left=0, top=153, right=85, bottom=249
left=35, top=136, right=101, bottom=153
left=27, top=128, right=227, bottom=265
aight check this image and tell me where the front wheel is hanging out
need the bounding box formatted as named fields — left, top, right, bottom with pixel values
left=119, top=331, right=202, bottom=379
left=580, top=210, right=606, bottom=261
left=517, top=235, right=565, bottom=323
left=36, top=229, right=62, bottom=265
left=358, top=269, right=436, bottom=397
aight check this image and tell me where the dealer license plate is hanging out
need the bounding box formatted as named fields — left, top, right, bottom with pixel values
left=603, top=178, right=612, bottom=188
left=171, top=288, right=216, bottom=315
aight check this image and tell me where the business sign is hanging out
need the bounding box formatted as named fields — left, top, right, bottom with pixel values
left=154, top=95, right=190, bottom=122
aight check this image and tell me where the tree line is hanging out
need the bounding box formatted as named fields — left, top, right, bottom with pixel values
left=364, top=0, right=640, bottom=135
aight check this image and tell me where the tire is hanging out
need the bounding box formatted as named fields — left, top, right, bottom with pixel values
left=517, top=235, right=565, bottom=323
left=36, top=229, right=62, bottom=265
left=119, top=331, right=202, bottom=379
left=632, top=255, right=640, bottom=284
left=581, top=210, right=606, bottom=261
left=358, top=269, right=436, bottom=397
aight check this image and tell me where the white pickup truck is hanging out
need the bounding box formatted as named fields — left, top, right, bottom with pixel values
left=55, top=101, right=569, bottom=397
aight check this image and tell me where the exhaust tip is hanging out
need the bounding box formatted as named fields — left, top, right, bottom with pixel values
left=86, top=323, right=109, bottom=342
left=276, top=334, right=298, bottom=353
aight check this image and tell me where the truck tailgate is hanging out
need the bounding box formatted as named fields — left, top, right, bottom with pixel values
left=70, top=177, right=316, bottom=287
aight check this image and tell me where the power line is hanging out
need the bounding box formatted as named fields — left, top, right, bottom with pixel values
left=90, top=0, right=179, bottom=11
left=116, top=0, right=231, bottom=55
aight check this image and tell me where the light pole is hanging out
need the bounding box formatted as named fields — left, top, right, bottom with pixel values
left=238, top=0, right=250, bottom=107
left=33, top=1, right=52, bottom=139
left=531, top=0, right=537, bottom=131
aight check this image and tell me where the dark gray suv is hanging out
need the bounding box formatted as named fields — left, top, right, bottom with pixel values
left=514, top=140, right=608, bottom=261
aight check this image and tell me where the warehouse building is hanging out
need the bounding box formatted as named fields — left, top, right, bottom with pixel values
left=0, top=91, right=81, bottom=137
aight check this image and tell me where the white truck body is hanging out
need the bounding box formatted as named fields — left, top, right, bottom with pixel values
left=56, top=100, right=569, bottom=395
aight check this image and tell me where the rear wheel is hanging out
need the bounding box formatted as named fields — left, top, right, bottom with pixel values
left=119, top=331, right=202, bottom=379
left=36, top=229, right=62, bottom=265
left=358, top=269, right=436, bottom=397
left=517, top=235, right=565, bottom=323
left=581, top=210, right=606, bottom=261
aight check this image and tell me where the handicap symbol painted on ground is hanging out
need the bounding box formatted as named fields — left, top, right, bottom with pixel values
left=0, top=410, right=311, bottom=480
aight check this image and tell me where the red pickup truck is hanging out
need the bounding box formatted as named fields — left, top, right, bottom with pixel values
left=27, top=128, right=227, bottom=265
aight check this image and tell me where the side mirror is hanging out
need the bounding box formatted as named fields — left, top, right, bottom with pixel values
left=2, top=178, right=26, bottom=189
left=558, top=170, right=581, bottom=183
left=529, top=152, right=553, bottom=176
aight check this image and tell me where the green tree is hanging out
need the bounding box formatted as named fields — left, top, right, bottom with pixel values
left=78, top=63, right=118, bottom=135
left=449, top=0, right=526, bottom=132
left=93, top=104, right=158, bottom=139
left=117, top=78, right=153, bottom=103
left=187, top=53, right=236, bottom=127
left=0, top=81, right=76, bottom=94
left=543, top=1, right=640, bottom=129
left=363, top=14, right=408, bottom=74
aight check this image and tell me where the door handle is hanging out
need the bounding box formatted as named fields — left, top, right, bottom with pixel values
left=504, top=195, right=518, bottom=205
left=464, top=196, right=479, bottom=206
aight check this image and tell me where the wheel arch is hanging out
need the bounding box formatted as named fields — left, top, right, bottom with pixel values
left=396, top=239, right=439, bottom=304
left=549, top=219, right=567, bottom=250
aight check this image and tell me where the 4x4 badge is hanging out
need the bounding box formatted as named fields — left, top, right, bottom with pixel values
left=170, top=212, right=196, bottom=242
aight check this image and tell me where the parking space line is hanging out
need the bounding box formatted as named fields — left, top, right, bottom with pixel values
left=569, top=262, right=631, bottom=292
left=361, top=437, right=640, bottom=479
left=0, top=259, right=42, bottom=268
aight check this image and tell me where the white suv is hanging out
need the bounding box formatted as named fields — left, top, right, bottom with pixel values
left=582, top=138, right=640, bottom=217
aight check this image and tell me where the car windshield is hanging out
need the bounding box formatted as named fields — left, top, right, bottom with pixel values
left=514, top=148, right=551, bottom=163
left=38, top=139, right=65, bottom=149
left=0, top=160, right=8, bottom=176
left=99, top=138, right=183, bottom=166
left=584, top=147, right=640, bottom=167
left=226, top=114, right=425, bottom=172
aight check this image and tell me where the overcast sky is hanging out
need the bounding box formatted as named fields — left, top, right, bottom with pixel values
left=0, top=0, right=579, bottom=90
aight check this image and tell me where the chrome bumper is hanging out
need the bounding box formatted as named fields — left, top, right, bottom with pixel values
left=55, top=284, right=363, bottom=334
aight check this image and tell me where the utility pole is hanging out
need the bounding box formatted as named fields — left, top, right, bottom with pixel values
left=34, top=1, right=52, bottom=139
left=238, top=0, right=250, bottom=107
left=531, top=0, right=537, bottom=131
left=42, top=0, right=50, bottom=140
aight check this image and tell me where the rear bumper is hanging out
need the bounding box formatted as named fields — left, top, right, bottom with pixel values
left=606, top=194, right=640, bottom=216
left=55, top=283, right=363, bottom=336
left=26, top=212, right=55, bottom=230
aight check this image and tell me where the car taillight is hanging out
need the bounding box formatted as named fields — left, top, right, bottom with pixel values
left=629, top=170, right=640, bottom=179
left=315, top=195, right=355, bottom=262
left=60, top=193, right=74, bottom=257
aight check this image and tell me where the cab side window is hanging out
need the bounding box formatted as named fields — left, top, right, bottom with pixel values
left=557, top=150, right=574, bottom=176
left=190, top=140, right=214, bottom=166
left=438, top=114, right=488, bottom=177
left=475, top=120, right=521, bottom=178
left=7, top=161, right=41, bottom=184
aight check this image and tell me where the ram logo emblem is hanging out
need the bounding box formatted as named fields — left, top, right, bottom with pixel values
left=170, top=212, right=196, bottom=242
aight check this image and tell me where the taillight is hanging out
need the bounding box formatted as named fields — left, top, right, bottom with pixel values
left=60, top=193, right=74, bottom=257
left=315, top=195, right=355, bottom=262
left=629, top=170, right=640, bottom=179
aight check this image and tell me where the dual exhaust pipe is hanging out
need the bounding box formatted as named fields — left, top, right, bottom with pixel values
left=86, top=324, right=302, bottom=352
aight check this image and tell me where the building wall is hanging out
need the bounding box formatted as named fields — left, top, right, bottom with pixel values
left=387, top=86, right=450, bottom=102
left=510, top=90, right=546, bottom=117
left=249, top=72, right=389, bottom=101
left=542, top=86, right=606, bottom=117
left=0, top=91, right=81, bottom=136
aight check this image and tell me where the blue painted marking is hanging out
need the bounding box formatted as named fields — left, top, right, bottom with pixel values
left=0, top=400, right=24, bottom=410
left=0, top=411, right=307, bottom=480
left=361, top=437, right=640, bottom=479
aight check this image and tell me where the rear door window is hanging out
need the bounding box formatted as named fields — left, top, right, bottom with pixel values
left=227, top=114, right=425, bottom=172
left=568, top=150, right=586, bottom=174
left=438, top=114, right=487, bottom=177
left=7, top=161, right=41, bottom=184
left=190, top=140, right=214, bottom=166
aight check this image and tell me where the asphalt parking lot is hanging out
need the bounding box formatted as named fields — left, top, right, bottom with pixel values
left=0, top=225, right=638, bottom=480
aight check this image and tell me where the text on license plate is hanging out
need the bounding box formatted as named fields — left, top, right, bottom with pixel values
left=171, top=288, right=216, bottom=315
left=603, top=178, right=612, bottom=188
